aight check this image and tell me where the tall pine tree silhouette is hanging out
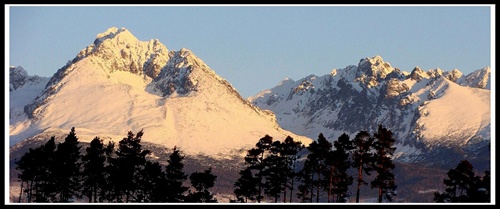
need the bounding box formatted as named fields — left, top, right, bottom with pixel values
left=280, top=136, right=304, bottom=203
left=244, top=134, right=273, bottom=203
left=371, top=125, right=397, bottom=203
left=263, top=140, right=287, bottom=202
left=16, top=137, right=57, bottom=202
left=233, top=167, right=259, bottom=203
left=108, top=130, right=150, bottom=202
left=352, top=130, right=374, bottom=203
left=82, top=137, right=108, bottom=203
left=306, top=133, right=332, bottom=203
left=53, top=127, right=83, bottom=202
left=328, top=133, right=354, bottom=202
left=164, top=146, right=188, bottom=202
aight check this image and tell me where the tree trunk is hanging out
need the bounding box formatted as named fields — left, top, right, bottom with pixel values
left=18, top=181, right=24, bottom=203
left=378, top=187, right=383, bottom=203
left=356, top=164, right=363, bottom=203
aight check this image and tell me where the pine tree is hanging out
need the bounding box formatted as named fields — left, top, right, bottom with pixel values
left=296, top=159, right=314, bottom=202
left=102, top=140, right=117, bottom=202
left=244, top=134, right=273, bottom=202
left=352, top=130, right=374, bottom=203
left=233, top=167, right=259, bottom=203
left=306, top=133, right=332, bottom=202
left=280, top=136, right=304, bottom=203
left=186, top=167, right=218, bottom=203
left=136, top=161, right=167, bottom=202
left=36, top=137, right=58, bottom=202
left=15, top=137, right=57, bottom=202
left=82, top=137, right=107, bottom=203
left=329, top=133, right=354, bottom=202
left=263, top=140, right=287, bottom=202
left=164, top=146, right=188, bottom=202
left=53, top=127, right=83, bottom=202
left=371, top=125, right=397, bottom=203
left=108, top=130, right=151, bottom=202
left=434, top=160, right=489, bottom=203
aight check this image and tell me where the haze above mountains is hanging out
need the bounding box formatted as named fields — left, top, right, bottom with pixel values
left=9, top=27, right=491, bottom=168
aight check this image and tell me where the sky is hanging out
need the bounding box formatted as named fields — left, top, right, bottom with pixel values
left=6, top=4, right=494, bottom=98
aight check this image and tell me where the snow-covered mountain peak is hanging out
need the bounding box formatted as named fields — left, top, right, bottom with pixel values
left=150, top=47, right=241, bottom=98
left=330, top=69, right=337, bottom=76
left=358, top=55, right=394, bottom=76
left=444, top=68, right=463, bottom=82
left=94, top=27, right=137, bottom=44
left=10, top=66, right=29, bottom=91
left=355, top=55, right=396, bottom=87
left=250, top=56, right=490, bottom=165
left=460, top=66, right=491, bottom=89
left=9, top=66, right=48, bottom=92
left=11, top=27, right=313, bottom=157
left=72, top=27, right=170, bottom=79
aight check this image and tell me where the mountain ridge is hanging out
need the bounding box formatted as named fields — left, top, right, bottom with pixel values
left=249, top=55, right=490, bottom=166
left=9, top=27, right=312, bottom=156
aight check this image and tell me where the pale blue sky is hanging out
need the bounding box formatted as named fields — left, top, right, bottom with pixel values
left=7, top=4, right=493, bottom=98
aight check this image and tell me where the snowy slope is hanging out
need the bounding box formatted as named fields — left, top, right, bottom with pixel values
left=9, top=66, right=50, bottom=143
left=9, top=27, right=312, bottom=157
left=250, top=56, right=491, bottom=163
left=415, top=79, right=490, bottom=147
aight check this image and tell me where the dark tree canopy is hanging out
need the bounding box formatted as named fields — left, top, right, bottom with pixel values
left=434, top=160, right=490, bottom=203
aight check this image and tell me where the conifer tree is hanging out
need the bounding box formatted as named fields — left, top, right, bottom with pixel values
left=15, top=137, right=57, bottom=202
left=36, top=137, right=58, bottom=202
left=108, top=130, right=150, bottom=202
left=328, top=133, right=354, bottom=202
left=53, top=127, right=83, bottom=202
left=352, top=130, right=374, bottom=203
left=164, top=146, right=188, bottom=202
left=102, top=140, right=117, bottom=202
left=371, top=125, right=397, bottom=203
left=280, top=136, right=304, bottom=203
left=136, top=161, right=167, bottom=202
left=82, top=137, right=107, bottom=203
left=186, top=167, right=218, bottom=203
left=434, top=160, right=489, bottom=203
left=306, top=133, right=332, bottom=202
left=263, top=140, right=287, bottom=202
left=296, top=159, right=314, bottom=202
left=244, top=134, right=273, bottom=202
left=233, top=167, right=259, bottom=203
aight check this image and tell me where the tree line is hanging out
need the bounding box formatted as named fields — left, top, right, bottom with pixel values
left=15, top=127, right=217, bottom=203
left=232, top=125, right=397, bottom=203
left=14, top=125, right=490, bottom=203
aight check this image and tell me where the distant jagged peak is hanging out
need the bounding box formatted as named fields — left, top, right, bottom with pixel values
left=10, top=65, right=28, bottom=77
left=363, top=55, right=385, bottom=65
left=94, top=27, right=138, bottom=45
left=330, top=68, right=337, bottom=76
left=10, top=66, right=29, bottom=91
left=462, top=66, right=490, bottom=89
left=279, top=77, right=294, bottom=85
left=10, top=66, right=49, bottom=92
left=409, top=66, right=426, bottom=81
left=444, top=68, right=463, bottom=82
left=358, top=55, right=395, bottom=79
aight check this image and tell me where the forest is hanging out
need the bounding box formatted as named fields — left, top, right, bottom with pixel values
left=13, top=126, right=490, bottom=203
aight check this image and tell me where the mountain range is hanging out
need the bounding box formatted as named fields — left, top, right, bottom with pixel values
left=8, top=27, right=492, bottom=202
left=249, top=55, right=491, bottom=168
